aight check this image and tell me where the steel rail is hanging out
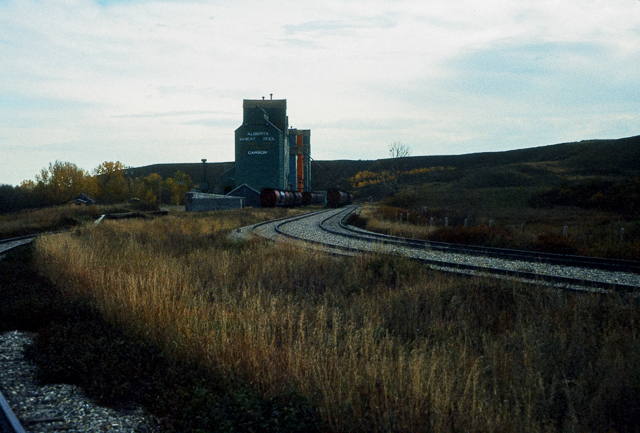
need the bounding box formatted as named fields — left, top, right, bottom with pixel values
left=250, top=208, right=336, bottom=232
left=0, top=234, right=39, bottom=245
left=0, top=235, right=38, bottom=258
left=330, top=207, right=640, bottom=274
left=265, top=205, right=639, bottom=294
left=0, top=389, right=26, bottom=433
left=0, top=238, right=32, bottom=433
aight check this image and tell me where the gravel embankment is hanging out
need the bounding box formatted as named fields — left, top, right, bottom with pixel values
left=249, top=206, right=640, bottom=291
left=1, top=239, right=159, bottom=433
left=0, top=331, right=160, bottom=433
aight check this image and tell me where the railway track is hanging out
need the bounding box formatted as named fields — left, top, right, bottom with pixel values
left=1, top=235, right=160, bottom=432
left=251, top=205, right=640, bottom=294
left=332, top=210, right=640, bottom=274
left=0, top=331, right=158, bottom=433
left=0, top=387, right=25, bottom=433
left=2, top=208, right=638, bottom=431
left=1, top=237, right=38, bottom=433
left=0, top=235, right=37, bottom=258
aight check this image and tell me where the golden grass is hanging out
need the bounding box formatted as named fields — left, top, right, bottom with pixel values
left=359, top=204, right=640, bottom=260
left=33, top=210, right=640, bottom=432
left=0, top=206, right=81, bottom=237
left=0, top=204, right=128, bottom=238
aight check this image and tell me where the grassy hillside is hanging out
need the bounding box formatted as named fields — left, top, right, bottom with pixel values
left=130, top=135, right=640, bottom=213
left=2, top=136, right=638, bottom=432
left=341, top=136, right=640, bottom=215
left=311, top=135, right=640, bottom=192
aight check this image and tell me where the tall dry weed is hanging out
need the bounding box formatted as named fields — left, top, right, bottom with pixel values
left=34, top=211, right=640, bottom=432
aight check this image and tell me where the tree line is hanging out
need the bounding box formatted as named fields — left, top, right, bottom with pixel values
left=0, top=160, right=194, bottom=214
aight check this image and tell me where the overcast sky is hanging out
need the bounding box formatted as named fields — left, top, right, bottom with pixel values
left=1, top=0, right=639, bottom=186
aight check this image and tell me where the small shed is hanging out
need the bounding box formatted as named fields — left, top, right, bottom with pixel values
left=185, top=192, right=244, bottom=212
left=226, top=184, right=260, bottom=208
left=69, top=193, right=96, bottom=206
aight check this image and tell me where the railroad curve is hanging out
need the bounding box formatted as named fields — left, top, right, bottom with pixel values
left=2, top=207, right=639, bottom=431
left=245, top=205, right=640, bottom=294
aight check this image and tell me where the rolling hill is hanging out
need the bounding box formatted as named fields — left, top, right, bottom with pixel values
left=131, top=134, right=640, bottom=213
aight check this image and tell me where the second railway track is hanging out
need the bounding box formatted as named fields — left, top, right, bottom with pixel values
left=2, top=207, right=639, bottom=431
left=249, top=205, right=640, bottom=294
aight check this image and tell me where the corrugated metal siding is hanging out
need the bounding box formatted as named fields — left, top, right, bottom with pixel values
left=235, top=122, right=287, bottom=190
left=185, top=192, right=244, bottom=211
left=230, top=99, right=306, bottom=193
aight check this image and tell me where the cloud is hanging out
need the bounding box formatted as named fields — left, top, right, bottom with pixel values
left=445, top=39, right=640, bottom=107
left=0, top=0, right=639, bottom=186
left=0, top=93, right=99, bottom=111
left=278, top=38, right=321, bottom=49
left=182, top=118, right=239, bottom=128
left=284, top=16, right=396, bottom=35
left=112, top=110, right=229, bottom=119
left=30, top=141, right=87, bottom=152
left=309, top=117, right=424, bottom=132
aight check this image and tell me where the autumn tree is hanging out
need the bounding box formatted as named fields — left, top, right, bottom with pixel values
left=349, top=170, right=392, bottom=189
left=93, top=161, right=128, bottom=203
left=142, top=173, right=163, bottom=203
left=165, top=171, right=192, bottom=205
left=17, top=179, right=43, bottom=207
left=34, top=161, right=91, bottom=205
left=19, top=179, right=37, bottom=190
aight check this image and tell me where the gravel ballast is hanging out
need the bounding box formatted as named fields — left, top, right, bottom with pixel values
left=0, top=331, right=160, bottom=433
left=248, top=206, right=640, bottom=291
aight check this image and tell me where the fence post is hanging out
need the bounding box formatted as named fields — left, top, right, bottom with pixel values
left=444, top=217, right=448, bottom=227
left=430, top=217, right=434, bottom=229
left=464, top=219, right=468, bottom=227
left=563, top=226, right=568, bottom=237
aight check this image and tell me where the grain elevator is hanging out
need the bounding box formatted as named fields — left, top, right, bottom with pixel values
left=231, top=97, right=311, bottom=194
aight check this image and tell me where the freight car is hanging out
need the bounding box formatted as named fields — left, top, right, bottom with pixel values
left=260, top=188, right=328, bottom=207
left=326, top=188, right=353, bottom=208
left=302, top=191, right=325, bottom=206
left=260, top=188, right=303, bottom=208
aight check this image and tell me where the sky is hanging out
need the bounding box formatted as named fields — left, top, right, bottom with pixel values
left=1, top=0, right=639, bottom=186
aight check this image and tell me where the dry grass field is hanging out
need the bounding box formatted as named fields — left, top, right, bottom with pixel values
left=0, top=202, right=159, bottom=239
left=9, top=208, right=636, bottom=432
left=356, top=204, right=640, bottom=261
left=0, top=205, right=100, bottom=238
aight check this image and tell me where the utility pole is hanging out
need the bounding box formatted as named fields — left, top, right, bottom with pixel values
left=201, top=159, right=208, bottom=193
left=125, top=167, right=133, bottom=201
